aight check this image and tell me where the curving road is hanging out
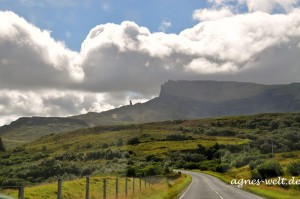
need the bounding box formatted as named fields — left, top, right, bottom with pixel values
left=179, top=171, right=263, bottom=199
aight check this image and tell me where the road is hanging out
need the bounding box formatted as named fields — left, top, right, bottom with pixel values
left=179, top=171, right=263, bottom=199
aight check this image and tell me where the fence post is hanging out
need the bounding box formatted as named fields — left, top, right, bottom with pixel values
left=144, top=178, right=146, bottom=188
left=57, top=179, right=62, bottom=199
left=18, top=185, right=24, bottom=199
left=139, top=177, right=141, bottom=191
left=86, top=176, right=90, bottom=199
left=103, top=178, right=107, bottom=199
left=132, top=178, right=134, bottom=194
left=116, top=178, right=118, bottom=199
left=125, top=177, right=128, bottom=197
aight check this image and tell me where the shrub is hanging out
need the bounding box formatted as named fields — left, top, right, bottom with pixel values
left=116, top=138, right=123, bottom=146
left=256, top=160, right=283, bottom=179
left=127, top=137, right=140, bottom=145
left=126, top=166, right=136, bottom=177
left=287, top=161, right=300, bottom=176
left=101, top=143, right=109, bottom=149
left=146, top=154, right=162, bottom=162
left=216, top=163, right=230, bottom=173
left=165, top=134, right=194, bottom=141
left=183, top=162, right=199, bottom=170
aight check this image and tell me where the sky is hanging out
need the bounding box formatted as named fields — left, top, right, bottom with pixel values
left=0, top=0, right=300, bottom=125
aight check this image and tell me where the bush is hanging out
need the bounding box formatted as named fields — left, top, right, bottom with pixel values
left=101, top=143, right=109, bottom=149
left=0, top=137, right=6, bottom=152
left=116, top=138, right=123, bottom=146
left=256, top=160, right=283, bottom=179
left=146, top=154, right=162, bottom=162
left=127, top=137, right=140, bottom=145
left=287, top=161, right=300, bottom=176
left=166, top=134, right=194, bottom=141
left=183, top=162, right=199, bottom=170
left=216, top=163, right=230, bottom=173
left=126, top=166, right=136, bottom=177
left=141, top=165, right=160, bottom=176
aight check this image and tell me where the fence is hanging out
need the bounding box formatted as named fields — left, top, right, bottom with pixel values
left=0, top=185, right=24, bottom=199
left=0, top=176, right=152, bottom=199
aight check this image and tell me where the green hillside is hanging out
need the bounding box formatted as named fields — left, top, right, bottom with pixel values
left=0, top=117, right=89, bottom=149
left=0, top=113, right=300, bottom=199
left=1, top=80, right=300, bottom=151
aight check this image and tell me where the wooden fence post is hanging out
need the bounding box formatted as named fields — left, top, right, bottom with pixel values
left=103, top=178, right=107, bottom=199
left=125, top=177, right=128, bottom=197
left=57, top=179, right=62, bottom=199
left=86, top=176, right=90, bottom=199
left=18, top=185, right=24, bottom=199
left=132, top=178, right=134, bottom=194
left=116, top=178, right=118, bottom=199
left=139, top=177, right=141, bottom=191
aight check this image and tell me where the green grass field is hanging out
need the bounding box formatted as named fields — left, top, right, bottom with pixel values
left=1, top=113, right=300, bottom=199
left=2, top=174, right=191, bottom=199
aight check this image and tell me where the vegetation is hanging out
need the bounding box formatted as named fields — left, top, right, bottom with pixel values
left=2, top=174, right=191, bottom=199
left=287, top=160, right=300, bottom=176
left=0, top=113, right=300, bottom=198
left=0, top=137, right=5, bottom=152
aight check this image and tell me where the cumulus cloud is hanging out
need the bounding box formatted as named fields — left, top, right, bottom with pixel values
left=193, top=7, right=234, bottom=21
left=1, top=9, right=300, bottom=125
left=208, top=0, right=299, bottom=12
left=0, top=89, right=146, bottom=126
left=0, top=11, right=84, bottom=91
left=240, top=0, right=298, bottom=12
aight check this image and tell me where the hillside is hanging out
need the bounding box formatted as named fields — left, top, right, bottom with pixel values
left=0, top=113, right=300, bottom=198
left=1, top=80, right=300, bottom=148
left=0, top=117, right=88, bottom=149
left=76, top=80, right=300, bottom=124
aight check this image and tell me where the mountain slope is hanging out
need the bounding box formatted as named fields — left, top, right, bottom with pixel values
left=1, top=80, right=300, bottom=148
left=76, top=80, right=300, bottom=124
left=0, top=117, right=88, bottom=148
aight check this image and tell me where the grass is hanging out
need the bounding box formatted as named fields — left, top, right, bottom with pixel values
left=2, top=113, right=300, bottom=199
left=2, top=174, right=191, bottom=199
left=245, top=185, right=300, bottom=199
left=24, top=127, right=246, bottom=158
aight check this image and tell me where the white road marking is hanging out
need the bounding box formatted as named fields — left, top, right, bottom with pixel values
left=179, top=175, right=194, bottom=199
left=200, top=174, right=224, bottom=199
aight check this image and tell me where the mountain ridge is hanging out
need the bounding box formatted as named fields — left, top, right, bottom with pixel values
left=1, top=80, right=300, bottom=148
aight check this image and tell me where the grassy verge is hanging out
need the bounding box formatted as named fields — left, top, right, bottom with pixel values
left=245, top=185, right=300, bottom=199
left=1, top=174, right=191, bottom=199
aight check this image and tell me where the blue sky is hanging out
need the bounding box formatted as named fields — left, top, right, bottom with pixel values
left=0, top=0, right=208, bottom=50
left=1, top=0, right=300, bottom=125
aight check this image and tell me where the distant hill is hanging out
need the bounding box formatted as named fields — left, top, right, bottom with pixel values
left=75, top=80, right=300, bottom=124
left=1, top=80, right=300, bottom=148
left=0, top=117, right=88, bottom=148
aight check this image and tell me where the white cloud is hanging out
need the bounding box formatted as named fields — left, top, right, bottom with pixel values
left=193, top=7, right=234, bottom=21
left=159, top=20, right=172, bottom=32
left=185, top=58, right=238, bottom=74
left=0, top=11, right=84, bottom=91
left=2, top=10, right=300, bottom=125
left=208, top=0, right=299, bottom=12
left=0, top=89, right=137, bottom=126
left=239, top=0, right=298, bottom=12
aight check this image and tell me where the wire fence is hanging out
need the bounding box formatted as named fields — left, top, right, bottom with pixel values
left=0, top=176, right=152, bottom=199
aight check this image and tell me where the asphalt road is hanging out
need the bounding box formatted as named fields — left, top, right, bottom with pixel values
left=179, top=171, right=263, bottom=199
